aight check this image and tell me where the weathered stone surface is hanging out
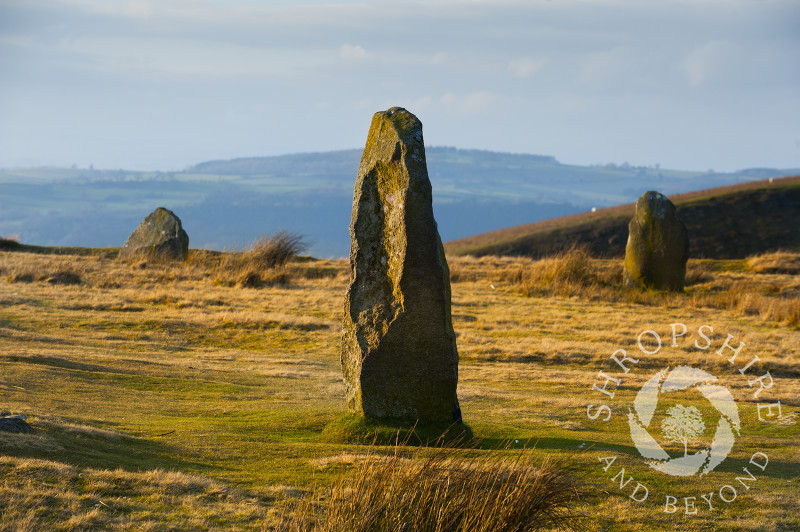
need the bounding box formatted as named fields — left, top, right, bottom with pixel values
left=624, top=191, right=689, bottom=291
left=118, top=207, right=189, bottom=261
left=342, top=107, right=461, bottom=423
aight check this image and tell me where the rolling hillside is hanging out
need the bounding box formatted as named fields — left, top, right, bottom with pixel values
left=2, top=148, right=796, bottom=258
left=445, top=175, right=800, bottom=259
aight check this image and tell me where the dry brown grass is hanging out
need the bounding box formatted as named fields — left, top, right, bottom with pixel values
left=189, top=232, right=309, bottom=287
left=1, top=254, right=87, bottom=285
left=0, top=238, right=339, bottom=292
left=275, top=442, right=583, bottom=532
left=1, top=247, right=798, bottom=531
left=450, top=249, right=800, bottom=328
left=518, top=246, right=621, bottom=297
left=0, top=456, right=267, bottom=532
left=746, top=250, right=800, bottom=274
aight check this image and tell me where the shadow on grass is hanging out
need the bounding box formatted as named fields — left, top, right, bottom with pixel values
left=0, top=417, right=219, bottom=476
left=319, top=414, right=474, bottom=447
left=4, top=354, right=140, bottom=375
left=319, top=415, right=650, bottom=455
left=713, top=453, right=800, bottom=481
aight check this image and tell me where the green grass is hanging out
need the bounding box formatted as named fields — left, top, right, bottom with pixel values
left=319, top=415, right=474, bottom=446
left=0, top=249, right=798, bottom=530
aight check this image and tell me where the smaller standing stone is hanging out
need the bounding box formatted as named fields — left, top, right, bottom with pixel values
left=624, top=191, right=688, bottom=291
left=119, top=207, right=189, bottom=261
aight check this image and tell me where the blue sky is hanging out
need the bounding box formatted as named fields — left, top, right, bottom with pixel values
left=1, top=0, right=798, bottom=172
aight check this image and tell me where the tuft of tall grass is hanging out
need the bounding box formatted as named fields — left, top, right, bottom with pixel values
left=520, top=246, right=620, bottom=298
left=3, top=256, right=84, bottom=285
left=746, top=250, right=800, bottom=274
left=246, top=232, right=308, bottom=270
left=276, top=441, right=584, bottom=532
left=0, top=234, right=21, bottom=250
left=209, top=232, right=308, bottom=287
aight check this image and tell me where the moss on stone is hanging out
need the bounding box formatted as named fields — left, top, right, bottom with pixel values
left=342, top=107, right=461, bottom=424
left=118, top=207, right=189, bottom=262
left=624, top=191, right=688, bottom=291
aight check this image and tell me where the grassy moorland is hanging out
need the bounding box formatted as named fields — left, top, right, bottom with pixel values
left=0, top=246, right=798, bottom=530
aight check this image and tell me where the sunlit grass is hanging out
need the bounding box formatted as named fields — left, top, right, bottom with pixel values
left=0, top=248, right=797, bottom=530
left=276, top=441, right=585, bottom=532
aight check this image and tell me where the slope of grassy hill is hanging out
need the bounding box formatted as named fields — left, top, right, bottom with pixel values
left=445, top=175, right=800, bottom=259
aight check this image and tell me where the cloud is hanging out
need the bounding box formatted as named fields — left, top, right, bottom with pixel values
left=681, top=41, right=736, bottom=87
left=340, top=43, right=369, bottom=61
left=440, top=90, right=496, bottom=115
left=508, top=57, right=544, bottom=78
left=431, top=52, right=448, bottom=65
left=579, top=48, right=631, bottom=86
left=123, top=0, right=154, bottom=18
left=404, top=95, right=436, bottom=113
left=51, top=0, right=156, bottom=18
left=54, top=35, right=329, bottom=80
left=1, top=0, right=798, bottom=171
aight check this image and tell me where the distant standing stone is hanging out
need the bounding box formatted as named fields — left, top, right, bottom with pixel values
left=624, top=191, right=688, bottom=291
left=342, top=107, right=461, bottom=423
left=119, top=207, right=189, bottom=261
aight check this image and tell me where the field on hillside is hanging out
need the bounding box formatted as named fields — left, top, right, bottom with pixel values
left=0, top=249, right=798, bottom=530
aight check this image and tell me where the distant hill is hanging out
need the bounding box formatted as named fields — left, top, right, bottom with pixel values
left=2, top=148, right=797, bottom=258
left=185, top=147, right=796, bottom=207
left=445, top=176, right=800, bottom=259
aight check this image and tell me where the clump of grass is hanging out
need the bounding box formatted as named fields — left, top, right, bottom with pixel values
left=3, top=258, right=84, bottom=285
left=212, top=232, right=307, bottom=287
left=276, top=441, right=584, bottom=532
left=684, top=260, right=715, bottom=285
left=45, top=270, right=82, bottom=285
left=520, top=246, right=619, bottom=297
left=6, top=271, right=35, bottom=283
left=688, top=280, right=800, bottom=327
left=746, top=250, right=800, bottom=274
left=247, top=232, right=308, bottom=270
left=0, top=235, right=21, bottom=250
left=233, top=266, right=293, bottom=288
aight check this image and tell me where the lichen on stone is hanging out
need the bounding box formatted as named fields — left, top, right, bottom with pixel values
left=118, top=207, right=189, bottom=262
left=624, top=191, right=688, bottom=291
left=341, top=107, right=461, bottom=424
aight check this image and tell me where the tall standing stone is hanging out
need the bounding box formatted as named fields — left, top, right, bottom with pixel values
left=342, top=107, right=461, bottom=423
left=118, top=207, right=189, bottom=261
left=624, top=191, right=689, bottom=291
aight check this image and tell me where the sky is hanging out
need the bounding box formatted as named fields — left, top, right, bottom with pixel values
left=1, top=0, right=798, bottom=172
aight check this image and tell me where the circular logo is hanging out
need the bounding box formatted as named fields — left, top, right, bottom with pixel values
left=628, top=365, right=741, bottom=477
